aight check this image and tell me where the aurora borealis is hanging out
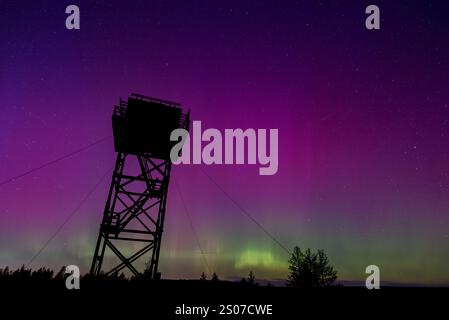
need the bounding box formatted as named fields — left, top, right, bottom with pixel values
left=1, top=1, right=449, bottom=285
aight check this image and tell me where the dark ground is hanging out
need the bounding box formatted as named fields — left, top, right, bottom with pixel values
left=0, top=277, right=446, bottom=319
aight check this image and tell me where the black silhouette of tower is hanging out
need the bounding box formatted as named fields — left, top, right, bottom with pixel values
left=91, top=93, right=190, bottom=278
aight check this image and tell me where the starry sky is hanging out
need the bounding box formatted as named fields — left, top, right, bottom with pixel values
left=1, top=0, right=448, bottom=285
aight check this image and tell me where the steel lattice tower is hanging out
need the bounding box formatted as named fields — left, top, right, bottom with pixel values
left=91, top=93, right=190, bottom=278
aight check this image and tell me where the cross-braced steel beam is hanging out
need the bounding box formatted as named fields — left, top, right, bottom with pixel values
left=90, top=152, right=171, bottom=278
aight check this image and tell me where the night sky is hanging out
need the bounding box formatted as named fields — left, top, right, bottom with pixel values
left=1, top=0, right=448, bottom=285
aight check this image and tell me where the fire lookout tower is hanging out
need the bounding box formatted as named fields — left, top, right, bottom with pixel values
left=90, top=93, right=190, bottom=278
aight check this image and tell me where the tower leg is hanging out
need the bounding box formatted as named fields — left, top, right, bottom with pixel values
left=90, top=153, right=171, bottom=278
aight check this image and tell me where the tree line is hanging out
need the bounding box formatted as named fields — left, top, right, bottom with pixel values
left=0, top=246, right=338, bottom=288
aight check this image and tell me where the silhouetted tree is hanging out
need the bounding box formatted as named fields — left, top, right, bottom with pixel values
left=287, top=246, right=337, bottom=288
left=31, top=267, right=53, bottom=280
left=12, top=265, right=32, bottom=280
left=247, top=271, right=256, bottom=285
left=54, top=266, right=66, bottom=280
left=200, top=272, right=207, bottom=281
left=143, top=261, right=153, bottom=279
left=118, top=272, right=126, bottom=281
left=0, top=266, right=10, bottom=277
left=211, top=272, right=219, bottom=281
left=315, top=249, right=338, bottom=287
